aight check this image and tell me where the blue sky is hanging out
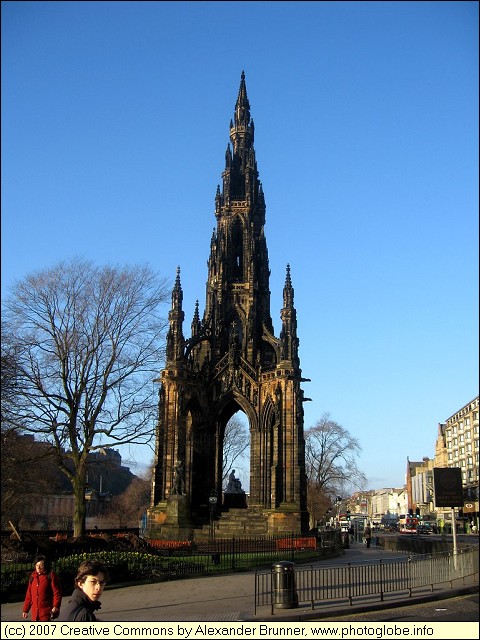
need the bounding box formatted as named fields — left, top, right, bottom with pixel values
left=2, top=1, right=478, bottom=490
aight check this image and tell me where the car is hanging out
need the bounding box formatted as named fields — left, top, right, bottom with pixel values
left=417, top=523, right=432, bottom=535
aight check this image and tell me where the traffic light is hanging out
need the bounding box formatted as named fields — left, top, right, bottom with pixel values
left=346, top=510, right=351, bottom=520
left=409, top=508, right=413, bottom=516
left=416, top=508, right=420, bottom=517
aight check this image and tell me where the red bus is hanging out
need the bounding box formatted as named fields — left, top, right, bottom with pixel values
left=399, top=515, right=418, bottom=533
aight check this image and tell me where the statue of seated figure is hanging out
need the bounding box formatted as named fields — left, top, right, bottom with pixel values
left=226, top=469, right=243, bottom=494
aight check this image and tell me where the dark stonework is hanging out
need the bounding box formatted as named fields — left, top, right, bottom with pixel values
left=165, top=494, right=191, bottom=526
left=147, top=72, right=309, bottom=540
left=146, top=495, right=192, bottom=541
left=222, top=492, right=247, bottom=510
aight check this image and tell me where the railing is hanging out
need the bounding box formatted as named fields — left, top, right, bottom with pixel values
left=254, top=546, right=479, bottom=615
left=1, top=531, right=342, bottom=602
left=143, top=532, right=340, bottom=570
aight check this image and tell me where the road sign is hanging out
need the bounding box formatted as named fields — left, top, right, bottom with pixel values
left=433, top=467, right=464, bottom=507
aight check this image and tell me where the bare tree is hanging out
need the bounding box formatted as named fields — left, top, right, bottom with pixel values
left=101, top=476, right=151, bottom=528
left=2, top=259, right=169, bottom=537
left=222, top=412, right=249, bottom=490
left=305, top=413, right=367, bottom=528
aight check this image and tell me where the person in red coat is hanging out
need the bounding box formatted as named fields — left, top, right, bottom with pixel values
left=22, top=555, right=62, bottom=621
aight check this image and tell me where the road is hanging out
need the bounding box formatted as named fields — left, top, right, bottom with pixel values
left=313, top=592, right=479, bottom=622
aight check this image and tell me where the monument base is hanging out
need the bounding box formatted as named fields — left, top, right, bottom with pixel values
left=222, top=492, right=247, bottom=510
left=144, top=495, right=193, bottom=541
left=266, top=505, right=310, bottom=535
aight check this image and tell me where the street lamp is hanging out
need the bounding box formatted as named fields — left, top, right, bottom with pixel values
left=334, top=496, right=343, bottom=521
left=208, top=491, right=218, bottom=540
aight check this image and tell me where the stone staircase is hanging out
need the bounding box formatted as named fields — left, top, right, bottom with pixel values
left=193, top=507, right=268, bottom=540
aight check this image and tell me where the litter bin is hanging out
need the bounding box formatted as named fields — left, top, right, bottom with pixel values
left=272, top=561, right=298, bottom=609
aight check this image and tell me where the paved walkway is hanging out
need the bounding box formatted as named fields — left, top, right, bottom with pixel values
left=2, top=542, right=477, bottom=622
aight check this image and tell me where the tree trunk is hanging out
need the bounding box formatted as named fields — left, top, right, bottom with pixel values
left=71, top=473, right=87, bottom=537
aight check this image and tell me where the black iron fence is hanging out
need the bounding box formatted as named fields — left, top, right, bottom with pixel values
left=254, top=545, right=479, bottom=615
left=144, top=531, right=340, bottom=567
left=1, top=530, right=342, bottom=602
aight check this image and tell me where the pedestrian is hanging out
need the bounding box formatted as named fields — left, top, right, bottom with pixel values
left=364, top=523, right=372, bottom=548
left=22, top=554, right=62, bottom=621
left=57, top=559, right=109, bottom=621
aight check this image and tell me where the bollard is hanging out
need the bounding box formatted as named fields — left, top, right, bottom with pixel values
left=272, top=561, right=298, bottom=609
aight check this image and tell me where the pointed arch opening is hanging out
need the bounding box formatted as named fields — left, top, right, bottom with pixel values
left=231, top=217, right=244, bottom=282
left=222, top=409, right=250, bottom=494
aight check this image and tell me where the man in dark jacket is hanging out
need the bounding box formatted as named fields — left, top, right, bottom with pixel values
left=364, top=523, right=372, bottom=548
left=58, top=560, right=108, bottom=621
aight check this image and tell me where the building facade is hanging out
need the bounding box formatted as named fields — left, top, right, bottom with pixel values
left=406, top=457, right=435, bottom=517
left=369, top=488, right=407, bottom=523
left=404, top=397, right=479, bottom=531
left=435, top=396, right=479, bottom=530
left=347, top=489, right=407, bottom=525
